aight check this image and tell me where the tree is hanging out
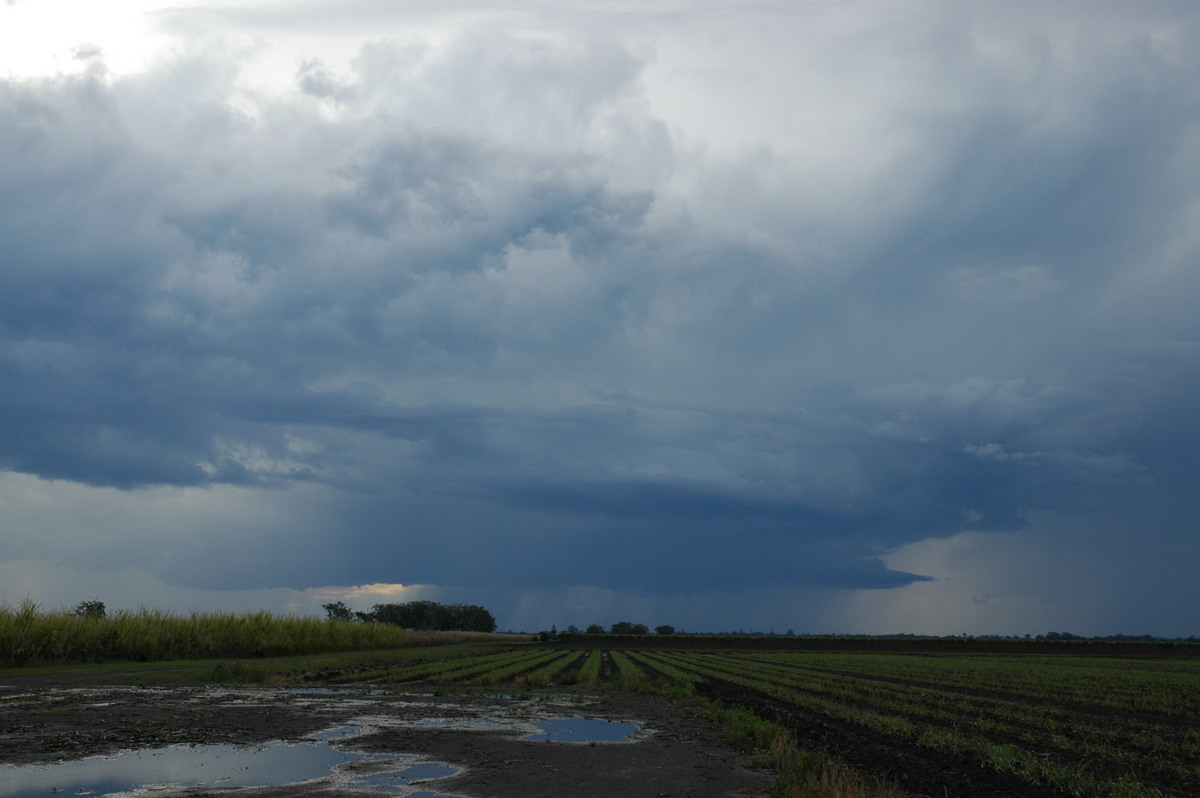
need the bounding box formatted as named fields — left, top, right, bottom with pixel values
left=364, top=601, right=496, bottom=633
left=454, top=604, right=498, bottom=633
left=654, top=624, right=675, bottom=636
left=585, top=624, right=606, bottom=634
left=74, top=600, right=105, bottom=619
left=322, top=601, right=355, bottom=622
left=610, top=621, right=648, bottom=635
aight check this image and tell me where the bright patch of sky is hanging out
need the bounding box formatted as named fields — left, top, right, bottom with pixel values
left=2, top=1, right=171, bottom=77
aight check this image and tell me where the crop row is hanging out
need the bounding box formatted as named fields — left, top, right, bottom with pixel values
left=687, top=651, right=1195, bottom=761
left=738, top=650, right=1200, bottom=716
left=205, top=639, right=1193, bottom=798
left=354, top=646, right=641, bottom=690
left=333, top=646, right=542, bottom=685
left=297, top=644, right=1200, bottom=797
left=647, top=650, right=1200, bottom=798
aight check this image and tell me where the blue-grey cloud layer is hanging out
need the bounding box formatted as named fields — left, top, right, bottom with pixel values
left=3, top=2, right=1199, bottom=627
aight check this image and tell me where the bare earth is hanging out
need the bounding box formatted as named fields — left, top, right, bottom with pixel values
left=0, top=673, right=772, bottom=798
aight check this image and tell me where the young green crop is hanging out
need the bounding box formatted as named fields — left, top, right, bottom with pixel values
left=328, top=644, right=520, bottom=684
left=608, top=650, right=656, bottom=691
left=571, top=650, right=605, bottom=689
left=650, top=648, right=1200, bottom=798
left=465, top=649, right=567, bottom=685
left=428, top=648, right=548, bottom=684
left=519, top=651, right=585, bottom=687
left=625, top=650, right=700, bottom=696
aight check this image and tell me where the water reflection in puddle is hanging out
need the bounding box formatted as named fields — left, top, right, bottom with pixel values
left=523, top=717, right=642, bottom=743
left=352, top=761, right=460, bottom=793
left=0, top=726, right=461, bottom=798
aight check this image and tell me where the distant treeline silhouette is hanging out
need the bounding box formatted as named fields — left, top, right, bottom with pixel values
left=323, top=600, right=497, bottom=633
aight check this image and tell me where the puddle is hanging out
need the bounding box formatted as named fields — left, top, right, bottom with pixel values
left=523, top=717, right=643, bottom=743
left=351, top=761, right=460, bottom=793
left=0, top=726, right=461, bottom=798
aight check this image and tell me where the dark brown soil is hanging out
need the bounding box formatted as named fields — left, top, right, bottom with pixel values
left=0, top=674, right=772, bottom=798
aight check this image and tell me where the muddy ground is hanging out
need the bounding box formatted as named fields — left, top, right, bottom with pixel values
left=0, top=672, right=773, bottom=798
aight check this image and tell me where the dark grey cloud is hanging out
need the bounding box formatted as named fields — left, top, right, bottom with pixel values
left=3, top=2, right=1200, bottom=633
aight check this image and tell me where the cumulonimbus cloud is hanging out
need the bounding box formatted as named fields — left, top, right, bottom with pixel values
left=2, top=2, right=1200, bottom=617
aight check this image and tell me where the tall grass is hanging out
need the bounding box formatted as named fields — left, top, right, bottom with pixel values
left=0, top=601, right=411, bottom=667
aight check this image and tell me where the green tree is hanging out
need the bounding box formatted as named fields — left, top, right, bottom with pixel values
left=322, top=601, right=355, bottom=622
left=73, top=600, right=106, bottom=619
left=654, top=624, right=675, bottom=635
left=454, top=603, right=498, bottom=633
left=610, top=621, right=648, bottom=635
left=365, top=601, right=496, bottom=632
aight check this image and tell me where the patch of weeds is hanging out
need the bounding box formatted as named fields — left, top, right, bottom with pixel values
left=694, top=698, right=912, bottom=798
left=705, top=703, right=779, bottom=752
left=666, top=681, right=696, bottom=700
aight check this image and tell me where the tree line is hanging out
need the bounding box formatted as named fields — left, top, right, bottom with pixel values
left=561, top=622, right=676, bottom=636
left=322, top=600, right=496, bottom=633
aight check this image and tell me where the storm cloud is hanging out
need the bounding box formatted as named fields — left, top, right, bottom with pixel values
left=2, top=0, right=1198, bottom=635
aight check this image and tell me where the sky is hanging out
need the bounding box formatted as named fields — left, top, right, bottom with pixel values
left=2, top=0, right=1199, bottom=637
